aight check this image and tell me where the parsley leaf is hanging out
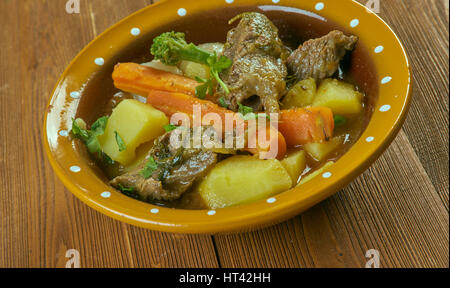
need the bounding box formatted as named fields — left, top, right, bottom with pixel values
left=334, top=115, right=347, bottom=127
left=237, top=103, right=254, bottom=116
left=195, top=76, right=214, bottom=99
left=140, top=157, right=159, bottom=179
left=218, top=97, right=229, bottom=108
left=114, top=131, right=126, bottom=152
left=164, top=124, right=178, bottom=132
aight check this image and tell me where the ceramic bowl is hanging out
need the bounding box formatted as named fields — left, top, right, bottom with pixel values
left=44, top=0, right=411, bottom=234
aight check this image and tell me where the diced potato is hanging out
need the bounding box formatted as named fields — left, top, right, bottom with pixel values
left=282, top=78, right=316, bottom=109
left=298, top=161, right=334, bottom=185
left=198, top=42, right=225, bottom=55
left=141, top=60, right=183, bottom=75
left=179, top=61, right=210, bottom=80
left=99, top=99, right=168, bottom=165
left=281, top=150, right=307, bottom=184
left=178, top=43, right=224, bottom=80
left=304, top=137, right=344, bottom=161
left=312, top=79, right=363, bottom=115
left=198, top=156, right=292, bottom=209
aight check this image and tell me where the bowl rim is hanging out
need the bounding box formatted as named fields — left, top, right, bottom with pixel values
left=43, top=0, right=412, bottom=234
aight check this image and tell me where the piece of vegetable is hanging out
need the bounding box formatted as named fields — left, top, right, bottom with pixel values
left=278, top=107, right=334, bottom=147
left=280, top=150, right=307, bottom=184
left=150, top=31, right=232, bottom=95
left=245, top=125, right=287, bottom=160
left=114, top=131, right=127, bottom=152
left=123, top=141, right=154, bottom=173
left=140, top=157, right=159, bottom=179
left=98, top=99, right=168, bottom=165
left=312, top=79, right=363, bottom=115
left=146, top=90, right=286, bottom=159
left=333, top=115, right=347, bottom=127
left=281, top=78, right=317, bottom=109
left=71, top=116, right=113, bottom=164
left=298, top=161, right=334, bottom=185
left=304, top=137, right=344, bottom=161
left=112, top=62, right=200, bottom=96
left=179, top=61, right=210, bottom=80
left=197, top=156, right=292, bottom=209
left=141, top=60, right=183, bottom=75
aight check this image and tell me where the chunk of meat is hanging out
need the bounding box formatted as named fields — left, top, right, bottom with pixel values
left=287, top=30, right=358, bottom=81
left=219, top=12, right=289, bottom=113
left=110, top=130, right=218, bottom=201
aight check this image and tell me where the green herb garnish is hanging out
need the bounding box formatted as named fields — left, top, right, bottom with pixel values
left=114, top=131, right=126, bottom=152
left=237, top=103, right=254, bottom=116
left=164, top=124, right=179, bottom=132
left=71, top=116, right=109, bottom=156
left=140, top=157, right=159, bottom=179
left=218, top=97, right=229, bottom=108
left=151, top=31, right=232, bottom=96
left=334, top=115, right=347, bottom=127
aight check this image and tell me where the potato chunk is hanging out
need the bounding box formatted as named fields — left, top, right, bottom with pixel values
left=313, top=79, right=363, bottom=115
left=298, top=161, right=334, bottom=185
left=99, top=99, right=168, bottom=165
left=304, top=137, right=344, bottom=161
left=198, top=156, right=292, bottom=209
left=282, top=78, right=316, bottom=109
left=281, top=150, right=307, bottom=184
left=179, top=61, right=210, bottom=80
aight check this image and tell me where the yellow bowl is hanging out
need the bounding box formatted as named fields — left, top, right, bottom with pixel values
left=43, top=0, right=411, bottom=234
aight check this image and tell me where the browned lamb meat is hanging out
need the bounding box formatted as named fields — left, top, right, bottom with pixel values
left=287, top=30, right=358, bottom=81
left=219, top=12, right=289, bottom=113
left=110, top=129, right=218, bottom=202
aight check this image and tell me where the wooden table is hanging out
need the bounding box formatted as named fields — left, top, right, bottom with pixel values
left=0, top=0, right=448, bottom=268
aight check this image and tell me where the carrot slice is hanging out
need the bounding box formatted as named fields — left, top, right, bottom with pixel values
left=278, top=107, right=334, bottom=147
left=112, top=63, right=200, bottom=96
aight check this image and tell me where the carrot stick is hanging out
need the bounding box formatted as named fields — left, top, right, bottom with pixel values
left=278, top=107, right=334, bottom=147
left=112, top=62, right=200, bottom=96
left=147, top=90, right=287, bottom=159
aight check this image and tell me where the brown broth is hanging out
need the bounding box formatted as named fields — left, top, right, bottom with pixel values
left=75, top=5, right=378, bottom=210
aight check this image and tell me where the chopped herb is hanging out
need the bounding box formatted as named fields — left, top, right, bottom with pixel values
left=164, top=124, right=178, bottom=132
left=140, top=157, right=159, bottom=179
left=117, top=184, right=135, bottom=193
left=237, top=103, right=254, bottom=116
left=194, top=76, right=214, bottom=99
left=70, top=116, right=111, bottom=164
left=114, top=131, right=127, bottom=152
left=157, top=147, right=184, bottom=182
left=334, top=115, right=347, bottom=127
left=218, top=97, right=229, bottom=108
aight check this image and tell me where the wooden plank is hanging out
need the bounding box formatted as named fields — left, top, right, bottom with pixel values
left=215, top=131, right=449, bottom=268
left=376, top=0, right=449, bottom=208
left=0, top=0, right=218, bottom=268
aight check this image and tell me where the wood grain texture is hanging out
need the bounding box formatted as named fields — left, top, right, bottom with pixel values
left=0, top=0, right=448, bottom=268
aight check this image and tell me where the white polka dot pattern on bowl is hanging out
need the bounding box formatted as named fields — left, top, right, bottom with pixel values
left=130, top=27, right=141, bottom=36
left=59, top=130, right=69, bottom=137
left=225, top=0, right=234, bottom=3
left=322, top=172, right=332, bottom=178
left=379, top=105, right=391, bottom=112
left=207, top=210, right=216, bottom=216
left=70, top=166, right=81, bottom=173
left=94, top=58, right=105, bottom=66
left=381, top=76, right=392, bottom=84
left=151, top=208, right=159, bottom=214
left=366, top=136, right=375, bottom=143
left=267, top=197, right=277, bottom=204
left=315, top=2, right=325, bottom=11
left=177, top=8, right=187, bottom=17
left=101, top=191, right=111, bottom=198
left=70, top=91, right=81, bottom=99
left=350, top=19, right=359, bottom=27
left=272, top=0, right=280, bottom=3
left=374, top=46, right=384, bottom=53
